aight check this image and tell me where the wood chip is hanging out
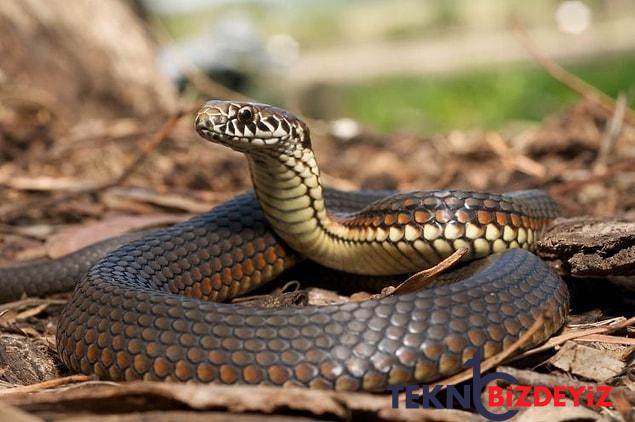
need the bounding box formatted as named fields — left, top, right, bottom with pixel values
left=538, top=216, right=635, bottom=276
left=307, top=287, right=350, bottom=305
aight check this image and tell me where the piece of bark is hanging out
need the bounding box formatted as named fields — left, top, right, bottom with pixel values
left=0, top=334, right=60, bottom=385
left=0, top=0, right=176, bottom=120
left=549, top=341, right=625, bottom=382
left=3, top=382, right=480, bottom=422
left=537, top=216, right=635, bottom=276
left=45, top=213, right=191, bottom=258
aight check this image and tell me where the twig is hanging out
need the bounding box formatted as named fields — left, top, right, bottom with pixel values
left=512, top=22, right=635, bottom=126
left=485, top=132, right=546, bottom=178
left=509, top=315, right=635, bottom=361
left=0, top=375, right=93, bottom=397
left=111, top=110, right=187, bottom=186
left=593, top=93, right=627, bottom=175
left=567, top=316, right=626, bottom=330
left=573, top=334, right=635, bottom=346
left=0, top=298, right=68, bottom=314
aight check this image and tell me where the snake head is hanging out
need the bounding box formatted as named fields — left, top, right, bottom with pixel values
left=195, top=100, right=311, bottom=153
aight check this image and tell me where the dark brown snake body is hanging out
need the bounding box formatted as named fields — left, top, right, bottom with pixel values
left=0, top=101, right=568, bottom=391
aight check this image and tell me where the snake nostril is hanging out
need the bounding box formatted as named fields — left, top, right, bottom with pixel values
left=195, top=114, right=209, bottom=131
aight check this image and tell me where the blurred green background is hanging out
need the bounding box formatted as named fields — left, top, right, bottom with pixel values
left=339, top=55, right=634, bottom=132
left=148, top=0, right=635, bottom=133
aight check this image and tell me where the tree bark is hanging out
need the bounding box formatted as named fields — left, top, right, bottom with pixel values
left=0, top=0, right=176, bottom=120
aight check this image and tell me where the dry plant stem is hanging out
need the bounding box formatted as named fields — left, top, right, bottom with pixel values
left=13, top=304, right=49, bottom=321
left=567, top=316, right=626, bottom=329
left=0, top=298, right=68, bottom=314
left=510, top=316, right=635, bottom=361
left=111, top=110, right=187, bottom=186
left=593, top=93, right=627, bottom=175
left=397, top=313, right=546, bottom=403
left=0, top=375, right=93, bottom=397
left=485, top=132, right=546, bottom=178
left=512, top=23, right=635, bottom=126
left=573, top=334, right=635, bottom=346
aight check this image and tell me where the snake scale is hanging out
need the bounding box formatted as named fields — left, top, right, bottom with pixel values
left=0, top=101, right=568, bottom=391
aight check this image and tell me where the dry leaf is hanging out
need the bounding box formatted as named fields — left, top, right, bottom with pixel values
left=45, top=214, right=191, bottom=258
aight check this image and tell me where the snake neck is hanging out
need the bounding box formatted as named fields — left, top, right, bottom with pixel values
left=247, top=148, right=354, bottom=270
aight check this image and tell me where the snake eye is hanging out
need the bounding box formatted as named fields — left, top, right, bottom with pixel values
left=237, top=107, right=253, bottom=122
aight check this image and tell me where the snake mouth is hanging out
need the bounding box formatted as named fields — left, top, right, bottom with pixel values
left=196, top=124, right=285, bottom=148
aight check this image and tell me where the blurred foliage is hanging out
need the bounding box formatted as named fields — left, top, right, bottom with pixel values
left=156, top=0, right=611, bottom=48
left=151, top=0, right=635, bottom=134
left=340, top=53, right=635, bottom=133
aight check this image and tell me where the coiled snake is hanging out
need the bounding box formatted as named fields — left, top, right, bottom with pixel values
left=0, top=101, right=568, bottom=391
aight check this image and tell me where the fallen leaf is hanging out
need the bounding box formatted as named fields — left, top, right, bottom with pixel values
left=45, top=214, right=191, bottom=258
left=549, top=341, right=625, bottom=382
left=378, top=248, right=468, bottom=298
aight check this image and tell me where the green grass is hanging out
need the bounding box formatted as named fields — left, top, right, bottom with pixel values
left=340, top=54, right=635, bottom=133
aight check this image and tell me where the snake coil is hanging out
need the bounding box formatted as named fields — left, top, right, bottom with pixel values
left=0, top=101, right=568, bottom=391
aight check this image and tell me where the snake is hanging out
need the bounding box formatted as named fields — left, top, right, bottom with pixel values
left=0, top=100, right=569, bottom=391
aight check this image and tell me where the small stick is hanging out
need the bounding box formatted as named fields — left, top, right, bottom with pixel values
left=593, top=93, right=627, bottom=175
left=110, top=110, right=187, bottom=186
left=510, top=315, right=635, bottom=361
left=573, top=334, right=635, bottom=346
left=0, top=298, right=68, bottom=313
left=0, top=375, right=93, bottom=397
left=512, top=22, right=635, bottom=126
